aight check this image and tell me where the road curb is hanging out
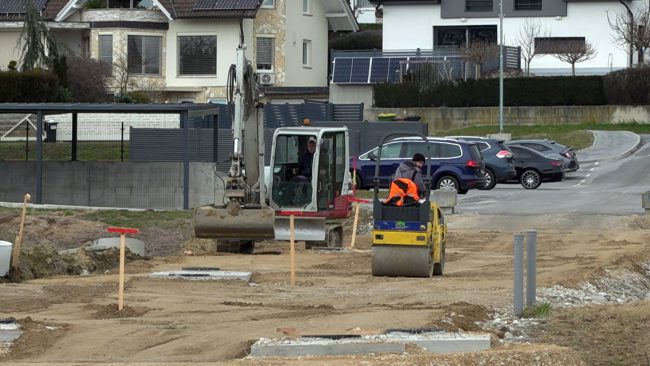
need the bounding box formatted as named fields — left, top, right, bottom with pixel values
left=578, top=130, right=642, bottom=164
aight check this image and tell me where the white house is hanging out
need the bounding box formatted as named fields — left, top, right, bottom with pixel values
left=0, top=0, right=357, bottom=103
left=370, top=0, right=649, bottom=75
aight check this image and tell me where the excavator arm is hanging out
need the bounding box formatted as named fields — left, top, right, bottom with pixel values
left=194, top=44, right=275, bottom=241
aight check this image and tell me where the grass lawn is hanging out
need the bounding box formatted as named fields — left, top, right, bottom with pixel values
left=436, top=122, right=650, bottom=150
left=0, top=141, right=129, bottom=161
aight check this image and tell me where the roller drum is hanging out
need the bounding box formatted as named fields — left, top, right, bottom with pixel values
left=194, top=205, right=275, bottom=240
left=371, top=245, right=433, bottom=278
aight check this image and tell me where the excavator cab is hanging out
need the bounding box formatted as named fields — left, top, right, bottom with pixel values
left=269, top=127, right=352, bottom=242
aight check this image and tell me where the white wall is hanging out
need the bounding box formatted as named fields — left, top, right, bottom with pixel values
left=382, top=2, right=643, bottom=74
left=164, top=18, right=253, bottom=88
left=0, top=30, right=22, bottom=70
left=284, top=0, right=329, bottom=86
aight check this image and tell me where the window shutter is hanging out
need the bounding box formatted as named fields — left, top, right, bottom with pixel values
left=98, top=35, right=113, bottom=65
left=179, top=36, right=217, bottom=75
left=256, top=37, right=274, bottom=70
left=127, top=35, right=161, bottom=74
left=127, top=36, right=143, bottom=74
left=143, top=36, right=161, bottom=74
left=466, top=0, right=492, bottom=11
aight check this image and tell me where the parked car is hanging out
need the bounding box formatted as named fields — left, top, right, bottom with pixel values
left=507, top=139, right=579, bottom=172
left=445, top=136, right=516, bottom=190
left=351, top=137, right=487, bottom=194
left=507, top=145, right=566, bottom=189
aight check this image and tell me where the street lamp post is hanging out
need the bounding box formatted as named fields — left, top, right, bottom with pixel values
left=499, top=0, right=504, bottom=133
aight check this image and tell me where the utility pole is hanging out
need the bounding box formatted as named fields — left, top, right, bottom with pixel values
left=499, top=0, right=504, bottom=133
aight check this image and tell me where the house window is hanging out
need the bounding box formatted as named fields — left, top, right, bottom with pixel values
left=261, top=0, right=274, bottom=8
left=535, top=37, right=585, bottom=54
left=256, top=36, right=275, bottom=70
left=98, top=34, right=113, bottom=65
left=434, top=26, right=497, bottom=48
left=178, top=35, right=217, bottom=75
left=303, top=0, right=310, bottom=14
left=302, top=39, right=311, bottom=67
left=514, top=0, right=542, bottom=10
left=465, top=0, right=492, bottom=12
left=106, top=0, right=154, bottom=8
left=127, top=35, right=161, bottom=75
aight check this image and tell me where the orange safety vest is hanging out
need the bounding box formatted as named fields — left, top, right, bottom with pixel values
left=385, top=178, right=420, bottom=206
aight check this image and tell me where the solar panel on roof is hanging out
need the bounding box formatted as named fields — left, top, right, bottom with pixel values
left=350, top=57, right=370, bottom=83
left=332, top=57, right=353, bottom=84
left=0, top=0, right=48, bottom=14
left=369, top=57, right=389, bottom=83
left=193, top=0, right=259, bottom=11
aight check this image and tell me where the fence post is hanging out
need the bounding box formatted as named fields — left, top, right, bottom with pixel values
left=526, top=230, right=537, bottom=306
left=514, top=233, right=524, bottom=317
left=120, top=122, right=124, bottom=162
left=24, top=119, right=29, bottom=161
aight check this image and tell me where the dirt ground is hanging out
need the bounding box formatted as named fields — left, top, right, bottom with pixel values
left=1, top=209, right=649, bottom=365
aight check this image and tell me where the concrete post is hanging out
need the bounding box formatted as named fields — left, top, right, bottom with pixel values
left=514, top=233, right=524, bottom=316
left=526, top=230, right=537, bottom=306
left=642, top=191, right=650, bottom=213
left=35, top=110, right=43, bottom=204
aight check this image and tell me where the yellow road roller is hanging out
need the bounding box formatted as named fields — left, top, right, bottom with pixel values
left=370, top=133, right=447, bottom=278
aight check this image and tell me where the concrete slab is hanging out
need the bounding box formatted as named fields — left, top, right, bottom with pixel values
left=386, top=331, right=491, bottom=354
left=249, top=331, right=491, bottom=357
left=250, top=337, right=405, bottom=357
left=149, top=270, right=252, bottom=282
left=90, top=237, right=146, bottom=256
left=431, top=190, right=457, bottom=214
left=0, top=322, right=22, bottom=343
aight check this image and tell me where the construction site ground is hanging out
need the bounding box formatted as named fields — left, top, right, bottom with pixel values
left=1, top=209, right=650, bottom=365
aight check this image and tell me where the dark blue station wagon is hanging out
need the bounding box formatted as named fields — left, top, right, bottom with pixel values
left=351, top=137, right=487, bottom=194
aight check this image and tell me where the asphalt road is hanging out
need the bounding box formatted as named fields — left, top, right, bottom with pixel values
left=456, top=134, right=650, bottom=215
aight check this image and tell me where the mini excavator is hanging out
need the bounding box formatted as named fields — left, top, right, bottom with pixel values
left=194, top=37, right=354, bottom=252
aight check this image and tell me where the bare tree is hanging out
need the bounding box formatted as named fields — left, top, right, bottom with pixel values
left=552, top=39, right=597, bottom=76
left=460, top=40, right=499, bottom=78
left=107, top=52, right=130, bottom=98
left=608, top=3, right=650, bottom=65
left=516, top=19, right=550, bottom=76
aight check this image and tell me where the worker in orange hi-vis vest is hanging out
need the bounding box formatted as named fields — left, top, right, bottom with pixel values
left=385, top=153, right=426, bottom=206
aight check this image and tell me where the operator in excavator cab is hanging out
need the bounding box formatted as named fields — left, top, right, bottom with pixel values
left=292, top=136, right=317, bottom=181
left=385, top=153, right=426, bottom=206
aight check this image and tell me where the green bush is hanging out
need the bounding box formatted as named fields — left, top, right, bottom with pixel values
left=603, top=66, right=650, bottom=105
left=373, top=76, right=608, bottom=108
left=128, top=91, right=151, bottom=104
left=0, top=69, right=60, bottom=102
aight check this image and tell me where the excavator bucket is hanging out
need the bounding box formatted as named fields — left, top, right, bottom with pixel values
left=194, top=205, right=275, bottom=240
left=274, top=216, right=327, bottom=242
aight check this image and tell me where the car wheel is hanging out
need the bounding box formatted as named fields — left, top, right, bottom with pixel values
left=436, top=175, right=459, bottom=192
left=479, top=169, right=496, bottom=190
left=519, top=169, right=542, bottom=189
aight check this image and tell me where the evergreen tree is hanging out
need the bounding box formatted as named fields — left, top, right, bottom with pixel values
left=18, top=0, right=62, bottom=71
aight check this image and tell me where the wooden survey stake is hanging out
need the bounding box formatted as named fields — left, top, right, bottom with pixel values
left=11, top=193, right=31, bottom=271
left=350, top=202, right=360, bottom=248
left=107, top=227, right=139, bottom=311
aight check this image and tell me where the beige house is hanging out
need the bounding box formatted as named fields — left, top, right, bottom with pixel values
left=0, top=0, right=357, bottom=102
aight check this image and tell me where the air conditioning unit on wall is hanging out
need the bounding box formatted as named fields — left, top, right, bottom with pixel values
left=256, top=72, right=276, bottom=86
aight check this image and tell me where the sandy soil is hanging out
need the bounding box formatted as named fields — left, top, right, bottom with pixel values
left=1, top=210, right=649, bottom=365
